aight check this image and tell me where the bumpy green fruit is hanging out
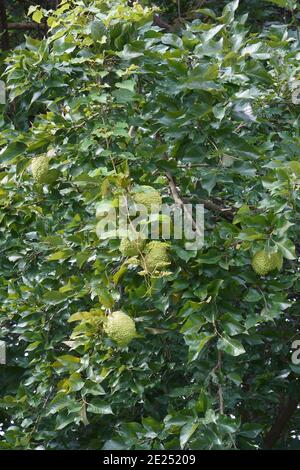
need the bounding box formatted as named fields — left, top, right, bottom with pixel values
left=144, top=241, right=170, bottom=273
left=31, top=156, right=49, bottom=183
left=119, top=237, right=146, bottom=257
left=104, top=311, right=136, bottom=347
left=133, top=186, right=162, bottom=212
left=251, top=250, right=282, bottom=276
left=31, top=156, right=58, bottom=185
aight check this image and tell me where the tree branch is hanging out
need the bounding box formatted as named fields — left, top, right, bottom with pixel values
left=263, top=393, right=300, bottom=449
left=212, top=350, right=224, bottom=415
left=153, top=14, right=173, bottom=31
left=166, top=170, right=203, bottom=238
left=166, top=170, right=235, bottom=222
left=7, top=22, right=47, bottom=31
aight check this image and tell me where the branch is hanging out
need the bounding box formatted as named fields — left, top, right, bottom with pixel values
left=177, top=0, right=182, bottom=20
left=166, top=170, right=203, bottom=239
left=263, top=393, right=300, bottom=449
left=166, top=170, right=235, bottom=222
left=212, top=350, right=224, bottom=415
left=7, top=22, right=47, bottom=31
left=197, top=198, right=235, bottom=221
left=153, top=14, right=173, bottom=31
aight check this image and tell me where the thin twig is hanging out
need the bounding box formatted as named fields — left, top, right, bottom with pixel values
left=212, top=350, right=224, bottom=415
left=177, top=0, right=182, bottom=19
left=166, top=170, right=203, bottom=238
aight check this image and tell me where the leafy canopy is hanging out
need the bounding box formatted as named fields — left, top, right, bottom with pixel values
left=0, top=0, right=300, bottom=450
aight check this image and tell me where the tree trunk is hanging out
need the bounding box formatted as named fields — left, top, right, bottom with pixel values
left=263, top=394, right=300, bottom=449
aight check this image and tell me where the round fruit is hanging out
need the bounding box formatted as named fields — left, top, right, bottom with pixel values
left=119, top=237, right=145, bottom=257
left=104, top=311, right=136, bottom=347
left=132, top=186, right=162, bottom=212
left=144, top=241, right=170, bottom=273
left=31, top=156, right=49, bottom=183
left=31, top=156, right=58, bottom=185
left=251, top=250, right=282, bottom=276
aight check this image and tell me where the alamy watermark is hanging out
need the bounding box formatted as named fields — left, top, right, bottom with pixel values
left=291, top=340, right=300, bottom=365
left=0, top=341, right=6, bottom=365
left=96, top=198, right=204, bottom=250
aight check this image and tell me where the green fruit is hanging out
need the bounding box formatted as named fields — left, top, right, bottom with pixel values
left=251, top=250, right=282, bottom=276
left=31, top=156, right=58, bottom=185
left=31, top=156, right=49, bottom=183
left=132, top=186, right=162, bottom=212
left=104, top=311, right=136, bottom=347
left=119, top=237, right=146, bottom=257
left=144, top=241, right=170, bottom=273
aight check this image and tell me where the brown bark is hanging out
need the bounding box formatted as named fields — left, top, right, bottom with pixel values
left=7, top=22, right=47, bottom=31
left=153, top=14, right=173, bottom=31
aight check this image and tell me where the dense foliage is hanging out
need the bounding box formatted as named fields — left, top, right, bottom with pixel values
left=0, top=0, right=300, bottom=450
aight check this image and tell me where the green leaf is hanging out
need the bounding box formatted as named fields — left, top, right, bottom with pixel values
left=56, top=412, right=79, bottom=430
left=25, top=341, right=41, bottom=352
left=202, top=25, right=224, bottom=42
left=0, top=142, right=27, bottom=164
left=49, top=395, right=73, bottom=415
left=185, top=332, right=215, bottom=362
left=115, top=80, right=136, bottom=92
left=32, top=10, right=43, bottom=24
left=217, top=335, right=245, bottom=356
left=103, top=439, right=128, bottom=450
left=275, top=239, right=296, bottom=260
left=221, top=0, right=240, bottom=23
left=201, top=173, right=217, bottom=195
left=180, top=422, right=199, bottom=449
left=87, top=400, right=113, bottom=415
left=47, top=250, right=72, bottom=261
left=90, top=20, right=106, bottom=42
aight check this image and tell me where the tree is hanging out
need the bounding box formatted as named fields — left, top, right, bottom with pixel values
left=0, top=0, right=299, bottom=450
